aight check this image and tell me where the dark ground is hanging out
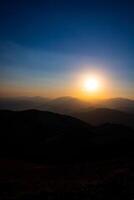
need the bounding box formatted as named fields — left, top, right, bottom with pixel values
left=0, top=158, right=134, bottom=200
left=0, top=110, right=134, bottom=199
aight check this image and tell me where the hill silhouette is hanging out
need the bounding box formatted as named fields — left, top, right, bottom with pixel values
left=1, top=110, right=134, bottom=199
left=96, top=98, right=134, bottom=114
left=0, top=96, right=134, bottom=114
left=0, top=110, right=134, bottom=163
left=38, top=96, right=90, bottom=114
left=0, top=96, right=50, bottom=110
left=0, top=110, right=92, bottom=162
left=73, top=108, right=134, bottom=128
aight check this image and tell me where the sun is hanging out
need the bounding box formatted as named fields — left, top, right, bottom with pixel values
left=83, top=76, right=100, bottom=92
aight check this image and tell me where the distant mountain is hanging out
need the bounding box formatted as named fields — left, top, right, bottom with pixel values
left=0, top=96, right=134, bottom=114
left=38, top=96, right=90, bottom=114
left=96, top=98, right=134, bottom=114
left=0, top=96, right=50, bottom=110
left=0, top=110, right=134, bottom=162
left=73, top=108, right=134, bottom=128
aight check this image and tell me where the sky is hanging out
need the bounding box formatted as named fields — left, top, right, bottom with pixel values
left=0, top=0, right=134, bottom=99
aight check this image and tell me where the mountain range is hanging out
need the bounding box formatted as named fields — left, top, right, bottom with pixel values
left=0, top=96, right=134, bottom=112
left=0, top=96, right=134, bottom=129
left=73, top=108, right=134, bottom=129
left=95, top=98, right=134, bottom=114
left=0, top=110, right=134, bottom=163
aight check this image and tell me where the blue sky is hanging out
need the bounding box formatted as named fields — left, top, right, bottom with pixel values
left=0, top=0, right=134, bottom=98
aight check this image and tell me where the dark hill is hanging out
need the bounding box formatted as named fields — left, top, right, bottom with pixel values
left=38, top=96, right=89, bottom=114
left=0, top=110, right=134, bottom=163
left=0, top=96, right=50, bottom=110
left=96, top=98, right=134, bottom=114
left=73, top=108, right=134, bottom=128
left=0, top=110, right=93, bottom=162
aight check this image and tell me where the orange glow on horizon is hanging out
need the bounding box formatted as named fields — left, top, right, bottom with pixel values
left=0, top=71, right=134, bottom=100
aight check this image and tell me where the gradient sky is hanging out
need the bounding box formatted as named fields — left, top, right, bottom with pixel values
left=0, top=0, right=134, bottom=99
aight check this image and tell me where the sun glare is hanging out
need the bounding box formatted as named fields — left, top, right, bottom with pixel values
left=83, top=76, right=100, bottom=92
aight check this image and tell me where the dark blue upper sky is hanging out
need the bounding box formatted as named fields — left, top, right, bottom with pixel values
left=0, top=0, right=134, bottom=98
left=0, top=0, right=134, bottom=53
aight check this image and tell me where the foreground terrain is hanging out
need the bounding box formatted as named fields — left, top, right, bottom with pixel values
left=0, top=110, right=134, bottom=199
left=0, top=159, right=134, bottom=200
